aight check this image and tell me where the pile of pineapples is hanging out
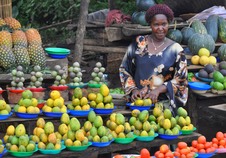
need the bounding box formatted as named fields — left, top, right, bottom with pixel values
left=0, top=17, right=46, bottom=72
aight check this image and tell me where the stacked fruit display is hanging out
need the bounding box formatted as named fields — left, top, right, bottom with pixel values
left=10, top=66, right=25, bottom=89
left=129, top=110, right=156, bottom=137
left=27, top=65, right=44, bottom=88
left=151, top=107, right=180, bottom=135
left=88, top=84, right=114, bottom=109
left=106, top=112, right=134, bottom=139
left=4, top=124, right=36, bottom=153
left=210, top=63, right=226, bottom=91
left=174, top=142, right=196, bottom=158
left=89, top=62, right=106, bottom=85
left=34, top=121, right=63, bottom=151
left=86, top=111, right=114, bottom=144
left=154, top=144, right=174, bottom=158
left=0, top=99, right=12, bottom=115
left=191, top=48, right=217, bottom=66
left=58, top=113, right=90, bottom=148
left=13, top=90, right=40, bottom=114
left=68, top=62, right=84, bottom=86
left=51, top=65, right=67, bottom=86
left=190, top=135, right=216, bottom=154
left=197, top=64, right=215, bottom=79
left=67, top=87, right=90, bottom=111
left=42, top=90, right=67, bottom=113
left=211, top=131, right=226, bottom=149
left=176, top=107, right=194, bottom=131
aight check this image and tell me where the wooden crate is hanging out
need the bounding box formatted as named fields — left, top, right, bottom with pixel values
left=0, top=0, right=12, bottom=18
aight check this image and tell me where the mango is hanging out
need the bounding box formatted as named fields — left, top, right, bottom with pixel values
left=46, top=143, right=55, bottom=150
left=10, top=144, right=18, bottom=152
left=101, top=136, right=109, bottom=142
left=44, top=122, right=54, bottom=134
left=0, top=100, right=6, bottom=110
left=6, top=125, right=15, bottom=136
left=103, top=95, right=112, bottom=103
left=93, top=116, right=103, bottom=128
left=165, top=129, right=173, bottom=135
left=163, top=119, right=171, bottom=130
left=143, top=98, right=152, bottom=106
left=40, top=133, right=48, bottom=143
left=18, top=145, right=26, bottom=152
left=73, top=140, right=82, bottom=146
left=124, top=122, right=131, bottom=133
left=164, top=109, right=172, bottom=119
left=70, top=118, right=80, bottom=132
left=95, top=93, right=103, bottom=104
left=15, top=124, right=26, bottom=137
left=140, top=130, right=148, bottom=136
left=88, top=111, right=96, bottom=123
left=118, top=132, right=126, bottom=138
left=26, top=143, right=35, bottom=152
left=178, top=116, right=186, bottom=127
left=22, top=90, right=33, bottom=99
left=61, top=113, right=70, bottom=125
left=75, top=130, right=85, bottom=142
left=138, top=110, right=149, bottom=122
left=38, top=142, right=46, bottom=149
left=67, top=130, right=75, bottom=141
left=73, top=87, right=83, bottom=99
left=100, top=84, right=110, bottom=97
left=65, top=139, right=73, bottom=146
left=90, top=127, right=97, bottom=137
left=19, top=135, right=29, bottom=146
left=115, top=113, right=125, bottom=125
left=131, top=109, right=140, bottom=117
left=177, top=107, right=188, bottom=117
left=93, top=135, right=100, bottom=142
left=142, top=121, right=151, bottom=132
left=153, top=107, right=162, bottom=118
left=148, top=129, right=155, bottom=136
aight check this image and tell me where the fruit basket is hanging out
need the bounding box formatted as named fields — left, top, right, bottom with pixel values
left=39, top=145, right=66, bottom=155
left=180, top=127, right=197, bottom=135
left=49, top=86, right=68, bottom=91
left=66, top=142, right=92, bottom=151
left=42, top=111, right=68, bottom=118
left=91, top=139, right=114, bottom=147
left=126, top=102, right=154, bottom=111
left=135, top=133, right=158, bottom=142
left=69, top=109, right=92, bottom=117
left=93, top=108, right=114, bottom=114
left=8, top=146, right=38, bottom=157
left=158, top=132, right=182, bottom=140
left=0, top=112, right=13, bottom=120
left=15, top=111, right=41, bottom=119
left=114, top=135, right=137, bottom=144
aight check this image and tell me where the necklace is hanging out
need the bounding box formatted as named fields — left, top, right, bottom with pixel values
left=151, top=37, right=165, bottom=50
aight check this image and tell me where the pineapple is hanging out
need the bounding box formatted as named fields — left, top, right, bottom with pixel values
left=12, top=30, right=28, bottom=47
left=0, top=30, right=12, bottom=48
left=4, top=17, right=21, bottom=30
left=25, top=28, right=42, bottom=46
left=0, top=46, right=16, bottom=70
left=13, top=46, right=30, bottom=67
left=0, top=18, right=6, bottom=27
left=27, top=44, right=46, bottom=69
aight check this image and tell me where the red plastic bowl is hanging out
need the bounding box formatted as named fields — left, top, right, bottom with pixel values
left=29, top=87, right=45, bottom=92
left=49, top=86, right=68, bottom=91
left=8, top=88, right=25, bottom=93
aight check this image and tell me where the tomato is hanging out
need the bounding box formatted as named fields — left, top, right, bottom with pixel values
left=159, top=144, right=169, bottom=154
left=177, top=142, right=187, bottom=149
left=198, top=136, right=206, bottom=144
left=140, top=148, right=150, bottom=158
left=216, top=131, right=224, bottom=140
left=114, top=155, right=124, bottom=158
left=192, top=140, right=198, bottom=148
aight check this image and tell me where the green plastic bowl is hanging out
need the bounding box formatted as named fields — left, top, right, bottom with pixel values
left=45, top=47, right=70, bottom=54
left=88, top=83, right=102, bottom=88
left=66, top=142, right=92, bottom=151
left=181, top=127, right=197, bottom=135
left=8, top=146, right=38, bottom=157
left=39, top=145, right=66, bottom=155
left=114, top=135, right=137, bottom=144
left=135, top=133, right=158, bottom=142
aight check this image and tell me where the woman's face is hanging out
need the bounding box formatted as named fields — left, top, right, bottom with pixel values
left=150, top=14, right=169, bottom=40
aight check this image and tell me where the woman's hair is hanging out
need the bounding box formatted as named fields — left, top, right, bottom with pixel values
left=145, top=4, right=174, bottom=24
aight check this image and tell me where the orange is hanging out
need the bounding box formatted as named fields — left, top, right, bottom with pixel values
left=178, top=142, right=187, bottom=149
left=216, top=131, right=224, bottom=140
left=159, top=144, right=169, bottom=154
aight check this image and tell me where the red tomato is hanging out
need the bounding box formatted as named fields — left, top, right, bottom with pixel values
left=140, top=148, right=150, bottom=158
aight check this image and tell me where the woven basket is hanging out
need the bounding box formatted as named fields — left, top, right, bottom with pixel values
left=0, top=0, right=12, bottom=18
left=106, top=53, right=124, bottom=74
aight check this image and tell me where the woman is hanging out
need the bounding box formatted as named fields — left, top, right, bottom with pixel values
left=119, top=4, right=188, bottom=115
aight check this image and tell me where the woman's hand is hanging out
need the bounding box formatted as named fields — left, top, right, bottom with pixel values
left=143, top=89, right=160, bottom=103
left=131, top=89, right=142, bottom=102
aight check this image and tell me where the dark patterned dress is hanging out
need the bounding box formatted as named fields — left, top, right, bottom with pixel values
left=119, top=35, right=188, bottom=114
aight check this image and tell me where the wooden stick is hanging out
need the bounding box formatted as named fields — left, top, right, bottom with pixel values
left=38, top=19, right=72, bottom=30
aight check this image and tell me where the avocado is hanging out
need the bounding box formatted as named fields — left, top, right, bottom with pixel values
left=198, top=69, right=208, bottom=78
left=219, top=61, right=226, bottom=70
left=220, top=69, right=226, bottom=76
left=204, top=64, right=215, bottom=74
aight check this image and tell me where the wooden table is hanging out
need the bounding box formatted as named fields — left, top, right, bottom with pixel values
left=3, top=132, right=201, bottom=158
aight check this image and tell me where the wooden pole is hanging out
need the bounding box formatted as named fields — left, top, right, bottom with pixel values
left=73, top=0, right=90, bottom=64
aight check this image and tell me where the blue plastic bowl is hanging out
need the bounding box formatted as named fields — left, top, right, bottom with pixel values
left=197, top=150, right=216, bottom=158
left=0, top=112, right=13, bottom=120
left=136, top=133, right=158, bottom=142
left=0, top=149, right=7, bottom=157
left=43, top=111, right=68, bottom=118
left=69, top=109, right=92, bottom=116
left=91, top=139, right=114, bottom=147
left=158, top=132, right=182, bottom=140
left=15, top=111, right=40, bottom=119
left=93, top=108, right=114, bottom=114
left=45, top=47, right=70, bottom=54
left=188, top=82, right=211, bottom=90
left=48, top=54, right=68, bottom=59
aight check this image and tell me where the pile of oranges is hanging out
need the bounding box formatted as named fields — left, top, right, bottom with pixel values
left=154, top=144, right=174, bottom=158
left=174, top=142, right=196, bottom=158
left=190, top=135, right=216, bottom=154
left=211, top=131, right=226, bottom=149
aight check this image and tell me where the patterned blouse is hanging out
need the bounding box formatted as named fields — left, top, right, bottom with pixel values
left=119, top=35, right=188, bottom=113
